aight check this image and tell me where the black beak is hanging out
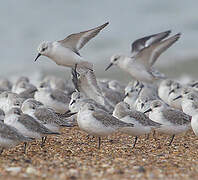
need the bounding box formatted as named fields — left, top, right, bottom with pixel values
left=124, top=93, right=129, bottom=98
left=64, top=110, right=71, bottom=114
left=34, top=53, right=41, bottom=62
left=141, top=103, right=144, bottom=109
left=144, top=108, right=152, bottom=114
left=173, top=95, right=182, bottom=101
left=70, top=100, right=76, bottom=106
left=105, top=63, right=113, bottom=71
left=169, top=89, right=175, bottom=95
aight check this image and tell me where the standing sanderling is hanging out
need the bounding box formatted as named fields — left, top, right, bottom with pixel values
left=113, top=102, right=161, bottom=148
left=77, top=103, right=134, bottom=149
left=144, top=100, right=191, bottom=146
left=0, top=121, right=33, bottom=154
left=4, top=108, right=60, bottom=152
left=34, top=82, right=70, bottom=114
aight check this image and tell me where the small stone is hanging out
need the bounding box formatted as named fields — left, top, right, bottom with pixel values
left=137, top=166, right=146, bottom=173
left=6, top=167, right=21, bottom=175
left=26, top=167, right=37, bottom=175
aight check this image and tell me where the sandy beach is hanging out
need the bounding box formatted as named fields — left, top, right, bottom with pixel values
left=0, top=126, right=198, bottom=180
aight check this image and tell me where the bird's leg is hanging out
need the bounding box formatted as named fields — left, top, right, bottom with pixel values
left=98, top=137, right=101, bottom=149
left=71, top=64, right=80, bottom=92
left=168, top=134, right=175, bottom=146
left=145, top=134, right=150, bottom=140
left=41, top=137, right=47, bottom=147
left=24, top=142, right=27, bottom=154
left=153, top=130, right=157, bottom=141
left=132, top=136, right=138, bottom=148
left=0, top=148, right=4, bottom=155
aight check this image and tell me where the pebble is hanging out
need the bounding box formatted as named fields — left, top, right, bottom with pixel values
left=5, top=167, right=21, bottom=175
left=26, top=167, right=37, bottom=175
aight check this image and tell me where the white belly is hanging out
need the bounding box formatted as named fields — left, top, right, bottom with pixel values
left=77, top=111, right=116, bottom=137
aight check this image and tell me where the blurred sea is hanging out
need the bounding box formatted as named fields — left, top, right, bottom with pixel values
left=1, top=0, right=198, bottom=83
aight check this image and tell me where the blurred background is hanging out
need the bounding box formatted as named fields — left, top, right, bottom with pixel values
left=1, top=0, right=198, bottom=83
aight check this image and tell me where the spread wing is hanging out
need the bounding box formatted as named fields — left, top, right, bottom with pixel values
left=58, top=22, right=109, bottom=53
left=131, top=30, right=171, bottom=55
left=135, top=33, right=181, bottom=69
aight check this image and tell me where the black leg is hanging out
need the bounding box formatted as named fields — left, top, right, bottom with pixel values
left=0, top=148, right=4, bottom=155
left=145, top=134, right=150, bottom=140
left=24, top=142, right=27, bottom=154
left=71, top=64, right=80, bottom=92
left=98, top=137, right=101, bottom=149
left=41, top=137, right=47, bottom=147
left=168, top=134, right=175, bottom=146
left=153, top=130, right=157, bottom=141
left=132, top=136, right=138, bottom=148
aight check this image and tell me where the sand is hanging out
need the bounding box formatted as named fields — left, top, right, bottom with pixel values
left=0, top=126, right=198, bottom=180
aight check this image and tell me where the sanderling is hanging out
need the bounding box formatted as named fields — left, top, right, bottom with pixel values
left=124, top=84, right=141, bottom=109
left=108, top=80, right=125, bottom=93
left=77, top=103, right=134, bottom=149
left=188, top=104, right=198, bottom=136
left=43, top=75, right=75, bottom=94
left=105, top=31, right=181, bottom=83
left=34, top=82, right=70, bottom=114
left=0, top=121, right=32, bottom=154
left=167, top=82, right=183, bottom=110
left=0, top=77, right=12, bottom=91
left=113, top=102, right=161, bottom=148
left=21, top=100, right=73, bottom=146
left=0, top=92, right=24, bottom=113
left=4, top=108, right=60, bottom=150
left=71, top=66, right=114, bottom=112
left=21, top=100, right=71, bottom=131
left=144, top=100, right=191, bottom=146
left=158, top=79, right=174, bottom=104
left=35, top=22, right=109, bottom=70
left=176, top=92, right=198, bottom=116
left=99, top=80, right=124, bottom=107
left=11, top=80, right=37, bottom=99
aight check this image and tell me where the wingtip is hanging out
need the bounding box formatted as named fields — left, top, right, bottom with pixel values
left=101, top=22, right=109, bottom=28
left=175, top=32, right=182, bottom=39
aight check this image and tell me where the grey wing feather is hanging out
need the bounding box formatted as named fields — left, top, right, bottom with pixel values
left=18, top=114, right=59, bottom=134
left=135, top=33, right=181, bottom=69
left=58, top=22, right=109, bottom=52
left=0, top=122, right=32, bottom=141
left=162, top=108, right=191, bottom=125
left=78, top=68, right=103, bottom=97
left=50, top=89, right=70, bottom=104
left=131, top=30, right=171, bottom=54
left=92, top=111, right=134, bottom=128
left=34, top=107, right=61, bottom=125
left=128, top=110, right=161, bottom=127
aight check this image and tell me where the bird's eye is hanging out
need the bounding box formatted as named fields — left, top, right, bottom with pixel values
left=40, top=85, right=44, bottom=88
left=154, top=104, right=159, bottom=108
left=42, top=47, right=47, bottom=52
left=114, top=58, right=118, bottom=61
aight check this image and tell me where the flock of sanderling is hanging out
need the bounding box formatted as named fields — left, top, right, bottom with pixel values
left=0, top=22, right=198, bottom=154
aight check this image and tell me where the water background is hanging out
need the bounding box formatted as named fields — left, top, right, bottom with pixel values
left=1, top=0, right=198, bottom=82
